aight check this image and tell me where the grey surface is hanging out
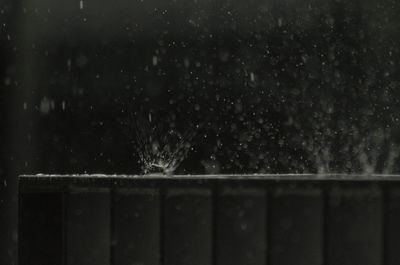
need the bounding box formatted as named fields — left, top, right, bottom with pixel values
left=19, top=192, right=63, bottom=265
left=217, top=188, right=266, bottom=265
left=164, top=188, right=212, bottom=265
left=270, top=189, right=323, bottom=265
left=67, top=189, right=110, bottom=265
left=386, top=189, right=400, bottom=265
left=114, top=189, right=160, bottom=265
left=327, top=188, right=382, bottom=265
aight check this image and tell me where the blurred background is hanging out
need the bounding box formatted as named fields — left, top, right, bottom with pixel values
left=2, top=0, right=400, bottom=263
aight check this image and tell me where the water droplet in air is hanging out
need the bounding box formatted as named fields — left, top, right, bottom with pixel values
left=40, top=97, right=51, bottom=115
left=250, top=72, right=255, bottom=82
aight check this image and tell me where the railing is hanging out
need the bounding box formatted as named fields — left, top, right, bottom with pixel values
left=18, top=174, right=400, bottom=265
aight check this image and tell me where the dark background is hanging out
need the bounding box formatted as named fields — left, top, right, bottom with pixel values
left=2, top=0, right=400, bottom=263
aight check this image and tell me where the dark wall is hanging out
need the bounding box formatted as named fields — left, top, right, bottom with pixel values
left=1, top=1, right=19, bottom=263
left=7, top=0, right=400, bottom=175
left=2, top=0, right=400, bottom=263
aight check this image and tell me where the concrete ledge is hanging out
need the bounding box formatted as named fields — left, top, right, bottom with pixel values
left=19, top=174, right=400, bottom=265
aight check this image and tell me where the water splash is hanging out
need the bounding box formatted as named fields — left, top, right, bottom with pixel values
left=134, top=111, right=198, bottom=175
left=301, top=114, right=400, bottom=174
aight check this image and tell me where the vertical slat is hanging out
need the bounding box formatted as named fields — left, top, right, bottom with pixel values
left=110, top=189, right=115, bottom=265
left=19, top=191, right=63, bottom=265
left=385, top=187, right=400, bottom=265
left=212, top=184, right=219, bottom=265
left=327, top=185, right=382, bottom=265
left=322, top=188, right=329, bottom=265
left=63, top=188, right=68, bottom=265
left=66, top=188, right=110, bottom=265
left=270, top=187, right=323, bottom=265
left=164, top=188, right=212, bottom=265
left=113, top=188, right=160, bottom=265
left=266, top=190, right=271, bottom=265
left=217, top=188, right=266, bottom=265
left=160, top=186, right=165, bottom=265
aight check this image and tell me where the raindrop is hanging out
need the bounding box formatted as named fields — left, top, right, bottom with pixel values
left=250, top=72, right=255, bottom=82
left=67, top=58, right=71, bottom=71
left=39, top=98, right=51, bottom=115
left=184, top=58, right=190, bottom=68
left=152, top=56, right=158, bottom=66
left=76, top=54, right=88, bottom=68
left=278, top=17, right=283, bottom=27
